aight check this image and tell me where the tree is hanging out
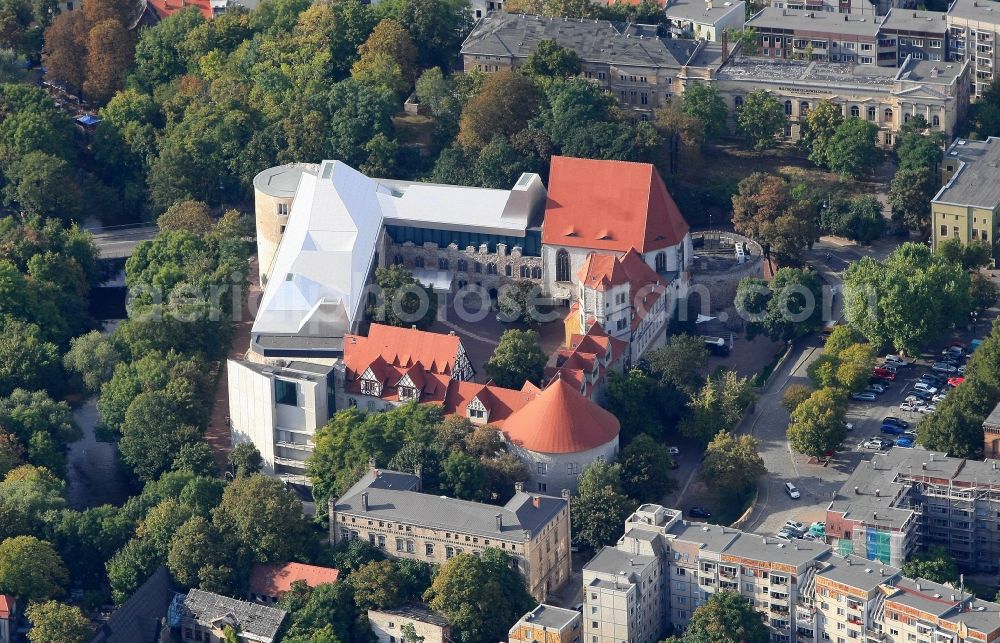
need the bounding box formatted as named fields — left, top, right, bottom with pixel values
left=603, top=369, right=662, bottom=443
left=800, top=100, right=842, bottom=167
left=83, top=18, right=135, bottom=104
left=0, top=429, right=22, bottom=478
left=682, top=591, right=768, bottom=643
left=787, top=387, right=848, bottom=458
left=901, top=546, right=959, bottom=585
left=726, top=27, right=758, bottom=55
left=424, top=548, right=535, bottom=643
left=369, top=265, right=438, bottom=330
left=731, top=173, right=817, bottom=265
left=0, top=320, right=60, bottom=397
left=119, top=390, right=201, bottom=480
left=737, top=90, right=786, bottom=151
left=348, top=560, right=408, bottom=610
left=2, top=151, right=82, bottom=222
left=654, top=100, right=705, bottom=174
left=619, top=433, right=676, bottom=502
left=439, top=451, right=488, bottom=502
left=782, top=384, right=812, bottom=413
left=25, top=601, right=92, bottom=643
left=227, top=442, right=262, bottom=477
left=63, top=331, right=122, bottom=394
left=171, top=441, right=218, bottom=477
left=936, top=238, right=993, bottom=270
left=571, top=460, right=635, bottom=551
left=376, top=0, right=472, bottom=70
left=888, top=166, right=935, bottom=233
left=457, top=71, right=539, bottom=150
left=833, top=342, right=876, bottom=392
left=681, top=371, right=756, bottom=444
left=644, top=334, right=708, bottom=393
left=279, top=581, right=368, bottom=643
left=129, top=7, right=205, bottom=91
left=972, top=272, right=998, bottom=311
left=681, top=83, right=728, bottom=141
left=699, top=433, right=766, bottom=497
left=212, top=474, right=315, bottom=564
left=0, top=536, right=68, bottom=602
left=823, top=118, right=881, bottom=179
left=839, top=195, right=886, bottom=244
left=484, top=329, right=547, bottom=389
left=157, top=200, right=215, bottom=235
left=497, top=280, right=544, bottom=323
left=524, top=39, right=581, bottom=78
left=42, top=11, right=87, bottom=93
left=167, top=515, right=234, bottom=591
left=352, top=19, right=417, bottom=94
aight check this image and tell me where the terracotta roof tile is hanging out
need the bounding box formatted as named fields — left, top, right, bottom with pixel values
left=249, top=563, right=339, bottom=598
left=502, top=378, right=620, bottom=454
left=344, top=324, right=462, bottom=381
left=0, top=595, right=12, bottom=619
left=442, top=381, right=536, bottom=426
left=543, top=156, right=689, bottom=253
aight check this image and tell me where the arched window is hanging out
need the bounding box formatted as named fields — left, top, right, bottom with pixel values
left=784, top=100, right=792, bottom=115
left=556, top=249, right=570, bottom=282
left=850, top=105, right=860, bottom=118
left=393, top=254, right=403, bottom=265
left=884, top=108, right=893, bottom=122
left=438, top=257, right=449, bottom=270
left=655, top=252, right=667, bottom=272
left=415, top=256, right=425, bottom=268
left=932, top=114, right=940, bottom=127
left=734, top=96, right=743, bottom=110
left=487, top=263, right=497, bottom=275
left=520, top=265, right=528, bottom=278
left=505, top=264, right=512, bottom=277
left=531, top=266, right=542, bottom=279
left=800, top=101, right=810, bottom=115
left=903, top=113, right=911, bottom=124
left=867, top=106, right=876, bottom=121
left=457, top=259, right=468, bottom=272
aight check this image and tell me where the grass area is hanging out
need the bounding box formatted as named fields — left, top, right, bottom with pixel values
left=392, top=112, right=435, bottom=148
left=686, top=480, right=757, bottom=526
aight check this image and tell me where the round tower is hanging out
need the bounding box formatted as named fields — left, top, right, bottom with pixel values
left=252, top=163, right=318, bottom=286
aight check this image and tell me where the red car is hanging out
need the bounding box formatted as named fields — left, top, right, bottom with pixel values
left=948, top=376, right=965, bottom=387
left=873, top=368, right=897, bottom=381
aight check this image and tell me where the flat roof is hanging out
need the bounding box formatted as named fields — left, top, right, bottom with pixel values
left=948, top=0, right=1000, bottom=24
left=717, top=57, right=899, bottom=88
left=666, top=520, right=742, bottom=553
left=817, top=554, right=900, bottom=592
left=515, top=604, right=580, bottom=631
left=663, top=0, right=745, bottom=23
left=881, top=8, right=948, bottom=34
left=252, top=163, right=318, bottom=198
left=897, top=59, right=965, bottom=83
left=934, top=137, right=1000, bottom=209
left=584, top=545, right=656, bottom=577
left=723, top=531, right=830, bottom=568
left=887, top=577, right=964, bottom=617
left=746, top=7, right=883, bottom=36
left=369, top=603, right=450, bottom=628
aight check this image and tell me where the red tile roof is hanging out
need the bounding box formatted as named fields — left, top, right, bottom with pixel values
left=147, top=0, right=213, bottom=19
left=249, top=563, right=339, bottom=598
left=543, top=156, right=689, bottom=254
left=502, top=378, right=620, bottom=454
left=345, top=325, right=462, bottom=379
left=0, top=595, right=13, bottom=619
left=442, top=380, right=537, bottom=426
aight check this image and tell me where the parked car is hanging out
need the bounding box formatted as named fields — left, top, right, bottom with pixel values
left=914, top=382, right=939, bottom=394
left=864, top=439, right=889, bottom=449
left=931, top=363, right=958, bottom=375
left=883, top=417, right=909, bottom=429
left=918, top=404, right=937, bottom=414
left=920, top=374, right=947, bottom=386
left=932, top=393, right=948, bottom=403
left=881, top=423, right=905, bottom=435
left=784, top=482, right=801, bottom=499
left=784, top=520, right=805, bottom=533
left=864, top=386, right=885, bottom=396
left=908, top=389, right=934, bottom=401
left=958, top=365, right=967, bottom=375
left=895, top=437, right=915, bottom=448
left=872, top=368, right=897, bottom=381
left=688, top=506, right=712, bottom=519
left=942, top=345, right=966, bottom=357
left=899, top=401, right=922, bottom=412
left=867, top=382, right=889, bottom=394
left=884, top=355, right=912, bottom=367
left=774, top=530, right=794, bottom=541
left=801, top=533, right=817, bottom=541
left=948, top=377, right=965, bottom=387
left=852, top=392, right=878, bottom=402
left=845, top=422, right=854, bottom=432
left=667, top=447, right=680, bottom=456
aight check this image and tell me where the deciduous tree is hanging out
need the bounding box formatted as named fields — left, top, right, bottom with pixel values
left=25, top=601, right=91, bottom=643
left=83, top=18, right=135, bottom=104
left=801, top=100, right=842, bottom=167
left=457, top=71, right=539, bottom=150
left=681, top=83, right=727, bottom=141
left=824, top=118, right=881, bottom=179
left=619, top=433, right=676, bottom=502
left=0, top=535, right=68, bottom=601
left=787, top=387, right=848, bottom=458
left=901, top=546, right=959, bottom=585
left=699, top=432, right=766, bottom=497
left=571, top=460, right=636, bottom=551
left=524, top=39, right=582, bottom=78
left=484, top=329, right=547, bottom=389
left=737, top=89, right=786, bottom=151
left=157, top=200, right=215, bottom=235
left=682, top=591, right=768, bottom=643
left=644, top=333, right=708, bottom=393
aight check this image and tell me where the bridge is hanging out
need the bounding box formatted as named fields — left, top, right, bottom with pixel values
left=87, top=223, right=159, bottom=260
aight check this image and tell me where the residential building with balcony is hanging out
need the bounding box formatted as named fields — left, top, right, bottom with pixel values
left=932, top=137, right=1000, bottom=265
left=769, top=0, right=916, bottom=17
left=330, top=468, right=571, bottom=602
left=881, top=9, right=949, bottom=63
left=827, top=447, right=1000, bottom=573
left=509, top=604, right=582, bottom=643
left=713, top=56, right=970, bottom=147
left=946, top=0, right=1000, bottom=97
left=746, top=8, right=889, bottom=65
left=662, top=0, right=746, bottom=42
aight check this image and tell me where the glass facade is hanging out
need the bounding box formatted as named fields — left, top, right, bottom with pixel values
left=385, top=225, right=542, bottom=257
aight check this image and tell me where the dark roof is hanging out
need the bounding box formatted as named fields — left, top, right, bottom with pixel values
left=180, top=589, right=287, bottom=641
left=90, top=567, right=176, bottom=643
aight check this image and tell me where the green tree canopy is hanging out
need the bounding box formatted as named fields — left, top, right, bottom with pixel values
left=823, top=117, right=881, bottom=179
left=0, top=535, right=69, bottom=602
left=901, top=546, right=959, bottom=585
left=737, top=89, right=787, bottom=151
left=571, top=460, right=636, bottom=551
left=484, top=329, right=547, bottom=389
left=698, top=432, right=766, bottom=497
left=25, top=600, right=92, bottom=643
left=524, top=39, right=582, bottom=78
left=787, top=387, right=848, bottom=458
left=619, top=433, right=676, bottom=502
left=681, top=83, right=728, bottom=141
left=681, top=591, right=768, bottom=643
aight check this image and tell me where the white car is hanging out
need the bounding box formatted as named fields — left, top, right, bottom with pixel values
left=845, top=422, right=854, bottom=432
left=784, top=520, right=805, bottom=532
left=931, top=363, right=958, bottom=375
left=932, top=393, right=948, bottom=403
left=900, top=402, right=922, bottom=412
left=914, top=382, right=938, bottom=394
left=884, top=355, right=912, bottom=366
left=667, top=447, right=680, bottom=456
left=917, top=404, right=937, bottom=414
left=863, top=439, right=889, bottom=449
left=784, top=482, right=801, bottom=499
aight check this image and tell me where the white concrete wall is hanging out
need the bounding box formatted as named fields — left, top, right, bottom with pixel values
left=507, top=438, right=619, bottom=495
left=227, top=360, right=277, bottom=473
left=368, top=611, right=448, bottom=643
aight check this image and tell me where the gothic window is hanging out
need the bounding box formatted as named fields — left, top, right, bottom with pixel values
left=556, top=249, right=570, bottom=282
left=655, top=252, right=667, bottom=272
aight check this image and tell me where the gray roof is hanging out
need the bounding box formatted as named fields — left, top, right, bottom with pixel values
left=514, top=604, right=580, bottom=631
left=369, top=603, right=450, bottom=629
left=717, top=57, right=899, bottom=88
left=584, top=545, right=656, bottom=578
left=663, top=0, right=745, bottom=23
left=181, top=590, right=287, bottom=641
left=723, top=532, right=830, bottom=568
left=335, top=469, right=566, bottom=541
left=252, top=163, right=318, bottom=198
left=238, top=359, right=334, bottom=379
left=461, top=12, right=686, bottom=67
left=887, top=577, right=965, bottom=616
left=881, top=8, right=948, bottom=34
left=951, top=456, right=1000, bottom=486
left=816, top=554, right=899, bottom=592
left=897, top=59, right=965, bottom=84
left=947, top=0, right=1000, bottom=24
left=666, top=520, right=742, bottom=553
left=90, top=567, right=175, bottom=643
left=985, top=400, right=1000, bottom=430
left=746, top=7, right=883, bottom=36
left=934, top=137, right=1000, bottom=208
left=942, top=597, right=1000, bottom=635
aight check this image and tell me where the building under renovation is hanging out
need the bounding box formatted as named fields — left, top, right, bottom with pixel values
left=826, top=447, right=1000, bottom=572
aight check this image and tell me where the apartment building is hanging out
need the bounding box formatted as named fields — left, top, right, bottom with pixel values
left=881, top=9, right=949, bottom=63
left=932, top=137, right=1000, bottom=265
left=770, top=0, right=916, bottom=17
left=330, top=468, right=571, bottom=602
left=587, top=504, right=1000, bottom=643
left=509, top=604, right=582, bottom=643
left=460, top=12, right=725, bottom=118
left=827, top=447, right=1000, bottom=573
left=746, top=8, right=890, bottom=65
left=946, top=0, right=1000, bottom=97
left=662, top=0, right=746, bottom=42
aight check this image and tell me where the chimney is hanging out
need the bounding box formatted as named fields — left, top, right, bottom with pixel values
left=846, top=558, right=852, bottom=566
left=917, top=582, right=922, bottom=591
left=706, top=0, right=713, bottom=9
left=448, top=330, right=455, bottom=335
left=496, top=513, right=503, bottom=529
left=930, top=453, right=935, bottom=462
left=414, top=465, right=422, bottom=491
left=854, top=486, right=860, bottom=494
left=411, top=324, right=417, bottom=330
left=922, top=462, right=927, bottom=470
left=514, top=481, right=524, bottom=494
left=361, top=492, right=369, bottom=511
left=875, top=489, right=880, bottom=497
left=722, top=29, right=730, bottom=64
left=532, top=496, right=541, bottom=509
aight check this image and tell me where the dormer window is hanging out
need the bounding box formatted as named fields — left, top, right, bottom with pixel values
left=398, top=386, right=418, bottom=402
left=467, top=397, right=488, bottom=423
left=360, top=377, right=381, bottom=397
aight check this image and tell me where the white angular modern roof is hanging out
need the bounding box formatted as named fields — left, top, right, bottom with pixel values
left=252, top=161, right=385, bottom=337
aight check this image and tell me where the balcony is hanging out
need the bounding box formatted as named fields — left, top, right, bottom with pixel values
left=275, top=440, right=314, bottom=452
left=848, top=616, right=863, bottom=627
left=274, top=456, right=306, bottom=467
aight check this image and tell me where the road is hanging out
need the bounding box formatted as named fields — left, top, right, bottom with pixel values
left=88, top=224, right=159, bottom=260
